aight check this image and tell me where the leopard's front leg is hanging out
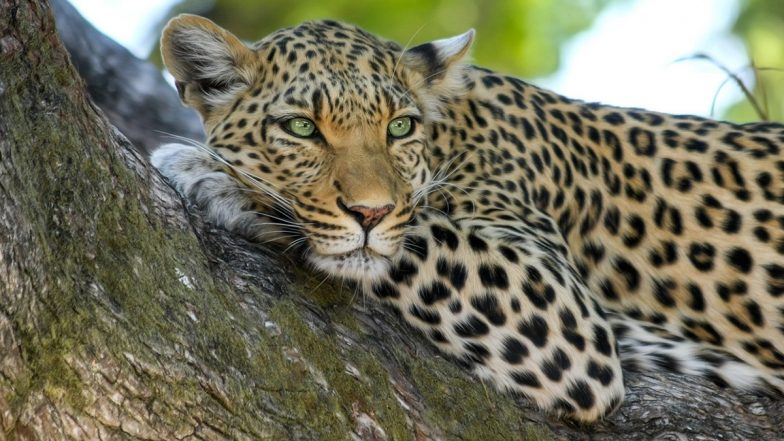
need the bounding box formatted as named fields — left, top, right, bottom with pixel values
left=361, top=209, right=625, bottom=422
left=152, top=145, right=624, bottom=421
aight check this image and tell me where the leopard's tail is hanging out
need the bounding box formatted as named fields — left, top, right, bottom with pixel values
left=608, top=313, right=784, bottom=396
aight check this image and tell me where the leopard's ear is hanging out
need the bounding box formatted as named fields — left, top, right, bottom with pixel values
left=161, top=14, right=256, bottom=118
left=402, top=30, right=475, bottom=119
left=404, top=30, right=474, bottom=81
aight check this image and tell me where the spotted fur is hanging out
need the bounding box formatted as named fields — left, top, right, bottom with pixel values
left=152, top=15, right=784, bottom=422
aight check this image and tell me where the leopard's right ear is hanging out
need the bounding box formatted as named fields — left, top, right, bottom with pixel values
left=161, top=14, right=256, bottom=118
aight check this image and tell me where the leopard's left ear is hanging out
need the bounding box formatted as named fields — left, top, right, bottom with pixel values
left=404, top=30, right=474, bottom=80
left=403, top=30, right=475, bottom=118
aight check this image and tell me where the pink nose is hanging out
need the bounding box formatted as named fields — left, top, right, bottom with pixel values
left=338, top=199, right=395, bottom=231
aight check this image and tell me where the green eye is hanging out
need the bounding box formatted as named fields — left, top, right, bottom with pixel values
left=388, top=117, right=413, bottom=138
left=285, top=117, right=317, bottom=137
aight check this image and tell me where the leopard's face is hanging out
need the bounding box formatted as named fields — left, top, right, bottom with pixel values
left=161, top=17, right=471, bottom=278
left=221, top=63, right=430, bottom=277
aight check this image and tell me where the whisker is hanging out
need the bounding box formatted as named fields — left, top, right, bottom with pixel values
left=392, top=24, right=428, bottom=75
left=250, top=224, right=307, bottom=235
left=251, top=212, right=313, bottom=227
left=282, top=236, right=310, bottom=254
left=308, top=271, right=334, bottom=297
left=159, top=133, right=293, bottom=210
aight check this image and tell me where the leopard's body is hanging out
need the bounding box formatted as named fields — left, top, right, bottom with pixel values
left=152, top=15, right=784, bottom=421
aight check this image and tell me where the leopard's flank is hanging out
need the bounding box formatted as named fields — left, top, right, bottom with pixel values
left=152, top=15, right=784, bottom=422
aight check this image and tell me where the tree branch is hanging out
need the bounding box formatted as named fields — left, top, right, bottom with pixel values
left=51, top=0, right=204, bottom=155
left=0, top=1, right=781, bottom=440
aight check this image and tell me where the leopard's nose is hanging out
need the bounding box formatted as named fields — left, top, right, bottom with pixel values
left=337, top=198, right=395, bottom=231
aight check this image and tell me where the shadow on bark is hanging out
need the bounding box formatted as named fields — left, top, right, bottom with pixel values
left=0, top=1, right=781, bottom=439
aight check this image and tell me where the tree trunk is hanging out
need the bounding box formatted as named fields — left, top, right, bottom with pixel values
left=1, top=1, right=782, bottom=439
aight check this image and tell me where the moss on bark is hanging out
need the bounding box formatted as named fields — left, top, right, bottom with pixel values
left=0, top=4, right=554, bottom=438
left=2, top=1, right=782, bottom=440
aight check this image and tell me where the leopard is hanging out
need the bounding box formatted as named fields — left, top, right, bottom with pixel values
left=151, top=14, right=784, bottom=422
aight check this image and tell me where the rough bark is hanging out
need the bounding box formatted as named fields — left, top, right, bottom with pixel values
left=1, top=1, right=782, bottom=440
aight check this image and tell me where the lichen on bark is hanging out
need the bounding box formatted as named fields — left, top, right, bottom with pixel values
left=0, top=2, right=553, bottom=439
left=1, top=1, right=782, bottom=440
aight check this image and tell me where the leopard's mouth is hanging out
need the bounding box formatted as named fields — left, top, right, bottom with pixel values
left=341, top=247, right=380, bottom=258
left=308, top=246, right=394, bottom=280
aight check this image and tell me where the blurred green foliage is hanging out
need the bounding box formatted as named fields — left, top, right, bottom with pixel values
left=726, top=0, right=784, bottom=122
left=163, top=0, right=610, bottom=78
left=154, top=0, right=782, bottom=122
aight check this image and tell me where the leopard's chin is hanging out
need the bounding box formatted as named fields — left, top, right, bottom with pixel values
left=308, top=248, right=393, bottom=280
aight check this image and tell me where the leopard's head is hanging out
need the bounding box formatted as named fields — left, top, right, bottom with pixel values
left=161, top=15, right=472, bottom=278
